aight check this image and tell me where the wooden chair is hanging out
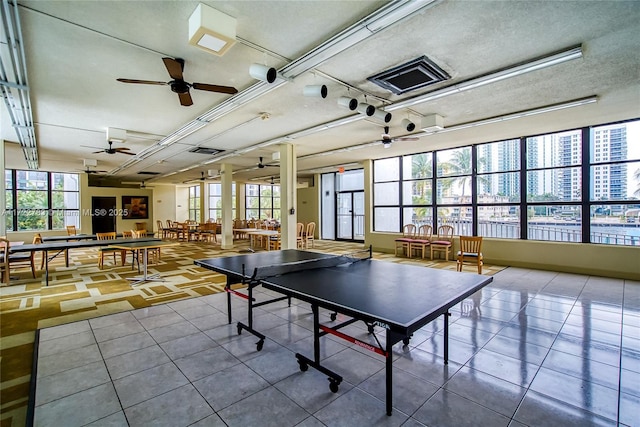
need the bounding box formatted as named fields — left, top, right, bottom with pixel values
left=268, top=234, right=281, bottom=251
left=394, top=224, right=417, bottom=256
left=0, top=237, right=37, bottom=284
left=66, top=225, right=77, bottom=236
left=296, top=223, right=305, bottom=248
left=457, top=235, right=484, bottom=274
left=430, top=225, right=454, bottom=261
left=96, top=232, right=119, bottom=269
left=134, top=222, right=147, bottom=231
left=120, top=230, right=138, bottom=269
left=156, top=220, right=166, bottom=238
left=304, top=222, right=316, bottom=248
left=408, top=225, right=432, bottom=259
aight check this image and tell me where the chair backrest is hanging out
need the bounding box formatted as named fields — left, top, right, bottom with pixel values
left=459, top=235, right=483, bottom=254
left=156, top=220, right=164, bottom=230
left=132, top=230, right=146, bottom=238
left=33, top=233, right=43, bottom=244
left=134, top=222, right=147, bottom=231
left=66, top=225, right=77, bottom=236
left=306, top=222, right=316, bottom=238
left=122, top=230, right=134, bottom=238
left=166, top=220, right=173, bottom=228
left=96, top=232, right=116, bottom=240
left=416, top=225, right=432, bottom=240
left=436, top=225, right=454, bottom=242
left=402, top=224, right=417, bottom=238
left=297, top=223, right=304, bottom=237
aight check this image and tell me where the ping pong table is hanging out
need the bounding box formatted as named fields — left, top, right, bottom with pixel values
left=11, top=237, right=161, bottom=286
left=195, top=247, right=493, bottom=415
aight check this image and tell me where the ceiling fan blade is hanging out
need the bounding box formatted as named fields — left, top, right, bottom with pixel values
left=119, top=151, right=136, bottom=155
left=396, top=137, right=420, bottom=141
left=113, top=147, right=131, bottom=151
left=192, top=83, right=238, bottom=94
left=117, top=78, right=167, bottom=85
left=163, top=57, right=184, bottom=80
left=92, top=150, right=105, bottom=154
left=178, top=91, right=193, bottom=106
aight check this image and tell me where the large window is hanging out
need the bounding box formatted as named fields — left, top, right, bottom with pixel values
left=188, top=185, right=201, bottom=222
left=246, top=184, right=280, bottom=220
left=5, top=170, right=79, bottom=231
left=208, top=183, right=236, bottom=220
left=372, top=119, right=640, bottom=246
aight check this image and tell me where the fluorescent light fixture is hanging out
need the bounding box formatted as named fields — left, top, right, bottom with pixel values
left=188, top=3, right=236, bottom=56
left=389, top=45, right=583, bottom=111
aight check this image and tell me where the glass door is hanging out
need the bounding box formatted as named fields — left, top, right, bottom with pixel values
left=336, top=191, right=364, bottom=241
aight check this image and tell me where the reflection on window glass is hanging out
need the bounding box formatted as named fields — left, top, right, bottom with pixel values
left=374, top=207, right=399, bottom=232
left=337, top=169, right=364, bottom=191
left=374, top=182, right=398, bottom=205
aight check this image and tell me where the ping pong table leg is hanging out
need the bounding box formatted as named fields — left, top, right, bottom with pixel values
left=443, top=311, right=451, bottom=364
left=385, top=329, right=393, bottom=416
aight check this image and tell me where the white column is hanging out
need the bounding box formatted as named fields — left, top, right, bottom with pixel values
left=279, top=143, right=297, bottom=249
left=220, top=163, right=233, bottom=249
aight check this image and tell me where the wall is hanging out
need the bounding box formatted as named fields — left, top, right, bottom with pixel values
left=365, top=232, right=640, bottom=280
left=152, top=184, right=177, bottom=229
left=175, top=186, right=189, bottom=222
left=297, top=186, right=319, bottom=238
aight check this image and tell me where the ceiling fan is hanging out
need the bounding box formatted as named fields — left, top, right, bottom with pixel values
left=257, top=157, right=278, bottom=169
left=117, top=57, right=238, bottom=107
left=87, top=141, right=136, bottom=156
left=183, top=170, right=219, bottom=184
left=75, top=167, right=108, bottom=174
left=379, top=126, right=419, bottom=148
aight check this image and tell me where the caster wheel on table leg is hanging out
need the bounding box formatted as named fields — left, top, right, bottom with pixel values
left=329, top=380, right=339, bottom=393
left=256, top=340, right=264, bottom=351
left=298, top=361, right=308, bottom=372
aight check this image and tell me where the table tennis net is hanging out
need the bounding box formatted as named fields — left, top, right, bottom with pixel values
left=251, top=247, right=372, bottom=281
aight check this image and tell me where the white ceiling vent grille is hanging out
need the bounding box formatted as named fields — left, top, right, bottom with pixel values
left=368, top=56, right=450, bottom=95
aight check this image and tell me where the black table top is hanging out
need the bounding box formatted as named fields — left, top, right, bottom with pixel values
left=11, top=237, right=162, bottom=252
left=195, top=249, right=493, bottom=335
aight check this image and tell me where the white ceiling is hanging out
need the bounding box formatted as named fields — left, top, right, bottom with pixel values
left=2, top=0, right=639, bottom=186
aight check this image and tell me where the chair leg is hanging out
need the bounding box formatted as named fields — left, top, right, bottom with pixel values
left=31, top=258, right=36, bottom=278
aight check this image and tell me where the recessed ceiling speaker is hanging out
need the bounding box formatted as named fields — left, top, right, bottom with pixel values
left=303, top=85, right=328, bottom=98
left=337, top=96, right=358, bottom=110
left=401, top=118, right=416, bottom=132
left=249, top=64, right=277, bottom=83
left=357, top=102, right=375, bottom=116
left=372, top=108, right=392, bottom=123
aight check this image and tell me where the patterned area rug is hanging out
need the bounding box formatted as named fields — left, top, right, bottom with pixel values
left=0, top=239, right=504, bottom=426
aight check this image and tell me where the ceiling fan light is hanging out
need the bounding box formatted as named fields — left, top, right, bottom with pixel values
left=250, top=64, right=277, bottom=83
left=372, top=108, right=392, bottom=123
left=188, top=3, right=237, bottom=56
left=303, top=85, right=328, bottom=98
left=401, top=118, right=416, bottom=132
left=337, top=96, right=358, bottom=110
left=382, top=141, right=392, bottom=149
left=357, top=102, right=375, bottom=116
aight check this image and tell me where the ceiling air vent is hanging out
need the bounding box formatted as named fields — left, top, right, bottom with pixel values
left=137, top=171, right=160, bottom=175
left=368, top=56, right=450, bottom=95
left=188, top=147, right=224, bottom=155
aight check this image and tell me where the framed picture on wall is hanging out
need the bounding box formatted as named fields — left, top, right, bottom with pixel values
left=122, top=196, right=149, bottom=219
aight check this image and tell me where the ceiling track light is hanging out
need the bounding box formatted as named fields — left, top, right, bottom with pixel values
left=357, top=102, right=375, bottom=116
left=337, top=96, right=358, bottom=110
left=401, top=118, right=416, bottom=132
left=372, top=108, right=392, bottom=123
left=249, top=63, right=277, bottom=83
left=303, top=85, right=328, bottom=98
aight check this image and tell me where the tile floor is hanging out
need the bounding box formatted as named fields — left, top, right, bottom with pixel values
left=33, top=267, right=639, bottom=426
